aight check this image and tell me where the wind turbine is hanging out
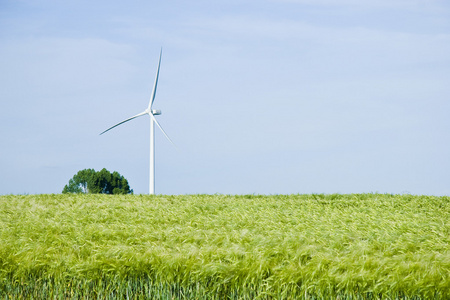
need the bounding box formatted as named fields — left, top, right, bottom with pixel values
left=100, top=49, right=174, bottom=194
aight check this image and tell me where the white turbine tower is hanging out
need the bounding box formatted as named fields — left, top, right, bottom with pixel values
left=100, top=49, right=174, bottom=194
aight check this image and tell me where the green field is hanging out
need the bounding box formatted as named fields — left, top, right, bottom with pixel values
left=0, top=194, right=449, bottom=299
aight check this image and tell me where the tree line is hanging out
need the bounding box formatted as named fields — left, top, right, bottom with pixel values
left=62, top=168, right=133, bottom=194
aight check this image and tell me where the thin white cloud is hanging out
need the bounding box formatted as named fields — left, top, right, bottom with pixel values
left=179, top=15, right=450, bottom=65
left=270, top=0, right=443, bottom=10
left=0, top=37, right=136, bottom=97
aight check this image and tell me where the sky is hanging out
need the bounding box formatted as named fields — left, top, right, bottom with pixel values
left=0, top=0, right=449, bottom=195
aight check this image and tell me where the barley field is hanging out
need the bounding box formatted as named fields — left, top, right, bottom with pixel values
left=0, top=194, right=448, bottom=299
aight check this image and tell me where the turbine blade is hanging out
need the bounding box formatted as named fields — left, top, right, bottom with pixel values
left=148, top=48, right=162, bottom=110
left=150, top=113, right=177, bottom=148
left=100, top=111, right=147, bottom=135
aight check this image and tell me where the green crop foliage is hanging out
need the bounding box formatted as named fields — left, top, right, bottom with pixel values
left=0, top=194, right=449, bottom=299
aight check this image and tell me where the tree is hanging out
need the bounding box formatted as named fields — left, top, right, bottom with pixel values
left=62, top=169, right=96, bottom=194
left=62, top=168, right=133, bottom=194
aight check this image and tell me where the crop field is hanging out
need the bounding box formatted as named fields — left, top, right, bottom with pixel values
left=0, top=194, right=449, bottom=299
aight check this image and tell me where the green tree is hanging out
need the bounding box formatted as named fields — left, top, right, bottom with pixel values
left=62, top=169, right=96, bottom=194
left=62, top=168, right=133, bottom=194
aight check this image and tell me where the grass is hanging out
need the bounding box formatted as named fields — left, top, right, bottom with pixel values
left=0, top=193, right=449, bottom=299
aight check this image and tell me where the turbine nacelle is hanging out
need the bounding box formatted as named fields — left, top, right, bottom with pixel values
left=152, top=109, right=161, bottom=115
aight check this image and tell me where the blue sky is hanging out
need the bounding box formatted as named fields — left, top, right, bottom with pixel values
left=1, top=0, right=449, bottom=195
